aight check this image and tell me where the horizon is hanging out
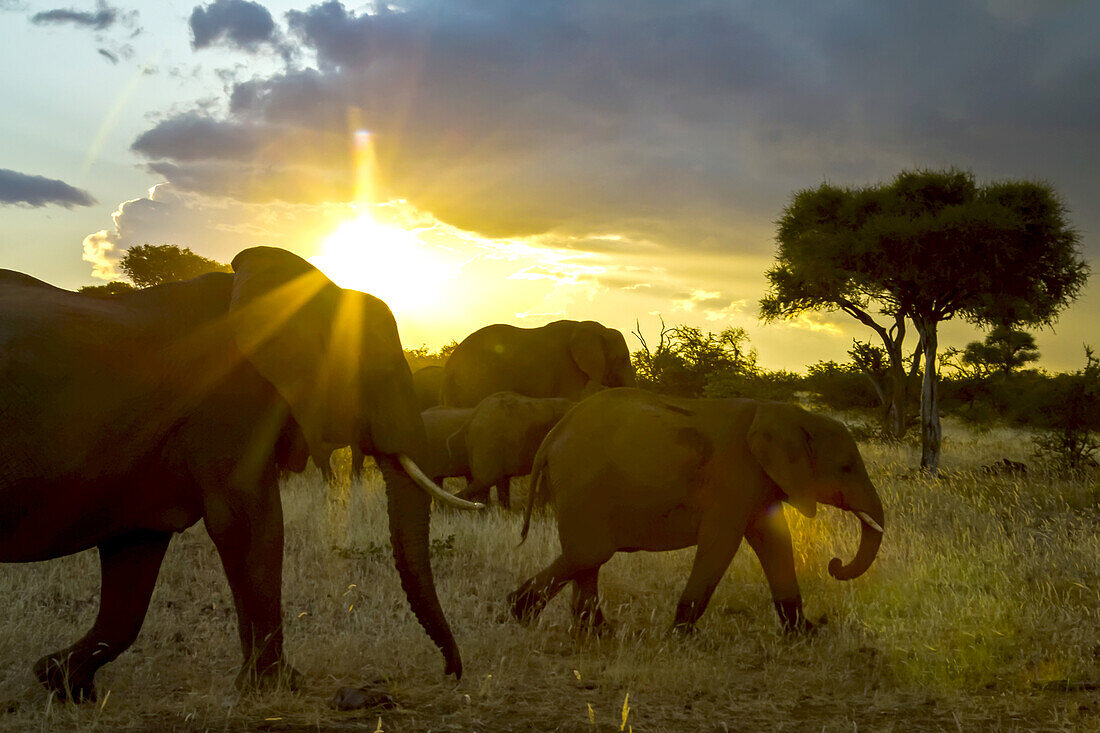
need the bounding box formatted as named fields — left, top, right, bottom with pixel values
left=2, top=0, right=1097, bottom=372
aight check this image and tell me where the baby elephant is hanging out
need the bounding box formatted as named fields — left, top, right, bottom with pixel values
left=509, top=388, right=885, bottom=634
left=424, top=392, right=575, bottom=508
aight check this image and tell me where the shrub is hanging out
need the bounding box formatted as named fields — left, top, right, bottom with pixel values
left=1030, top=347, right=1099, bottom=472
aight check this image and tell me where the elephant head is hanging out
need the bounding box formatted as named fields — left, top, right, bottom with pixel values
left=747, top=403, right=884, bottom=581
left=227, top=246, right=471, bottom=676
left=569, top=321, right=637, bottom=391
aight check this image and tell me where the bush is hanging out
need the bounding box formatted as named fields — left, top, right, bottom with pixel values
left=632, top=322, right=757, bottom=397
left=803, top=360, right=880, bottom=412
left=405, top=341, right=457, bottom=370
left=705, top=368, right=801, bottom=402
left=1030, top=348, right=1099, bottom=472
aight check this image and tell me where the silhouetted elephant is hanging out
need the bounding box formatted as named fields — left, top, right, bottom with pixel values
left=441, top=320, right=636, bottom=407
left=422, top=393, right=574, bottom=508
left=510, top=389, right=884, bottom=634
left=0, top=247, right=477, bottom=702
left=412, top=364, right=445, bottom=410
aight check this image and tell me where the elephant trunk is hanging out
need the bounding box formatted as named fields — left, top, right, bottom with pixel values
left=827, top=490, right=884, bottom=581
left=377, top=454, right=462, bottom=678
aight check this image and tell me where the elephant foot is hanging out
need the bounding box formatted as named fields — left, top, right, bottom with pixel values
left=774, top=597, right=823, bottom=635
left=33, top=652, right=97, bottom=703
left=671, top=600, right=705, bottom=634
left=785, top=616, right=827, bottom=636
left=507, top=584, right=547, bottom=624
left=235, top=659, right=303, bottom=694
left=571, top=610, right=613, bottom=638
left=669, top=621, right=697, bottom=636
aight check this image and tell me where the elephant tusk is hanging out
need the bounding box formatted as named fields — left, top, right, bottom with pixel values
left=857, top=511, right=884, bottom=534
left=398, top=454, right=486, bottom=511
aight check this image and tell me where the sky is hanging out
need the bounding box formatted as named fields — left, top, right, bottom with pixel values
left=1, top=0, right=1097, bottom=371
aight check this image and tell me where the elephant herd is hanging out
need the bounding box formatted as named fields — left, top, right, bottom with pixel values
left=0, top=247, right=884, bottom=703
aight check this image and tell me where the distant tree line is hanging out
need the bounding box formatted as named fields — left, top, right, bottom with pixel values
left=404, top=342, right=458, bottom=371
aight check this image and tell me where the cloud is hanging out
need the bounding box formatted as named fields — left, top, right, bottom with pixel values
left=125, top=0, right=1100, bottom=263
left=80, top=183, right=355, bottom=280
left=132, top=113, right=267, bottom=161
left=0, top=168, right=95, bottom=208
left=97, top=47, right=118, bottom=63
left=671, top=289, right=749, bottom=322
left=31, top=0, right=117, bottom=30
left=190, top=0, right=285, bottom=55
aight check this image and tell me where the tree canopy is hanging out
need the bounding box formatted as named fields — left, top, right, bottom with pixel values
left=761, top=168, right=1088, bottom=472
left=119, top=244, right=231, bottom=288
left=763, top=169, right=1087, bottom=329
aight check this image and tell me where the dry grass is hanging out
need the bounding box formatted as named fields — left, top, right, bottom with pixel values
left=2, top=421, right=1098, bottom=731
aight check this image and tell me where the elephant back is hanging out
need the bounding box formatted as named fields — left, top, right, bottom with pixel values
left=441, top=320, right=633, bottom=407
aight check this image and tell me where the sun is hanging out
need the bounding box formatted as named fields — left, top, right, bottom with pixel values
left=309, top=210, right=456, bottom=317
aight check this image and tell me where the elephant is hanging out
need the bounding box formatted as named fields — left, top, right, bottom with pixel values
left=312, top=363, right=445, bottom=483
left=412, top=364, right=445, bottom=410
left=441, top=320, right=636, bottom=407
left=509, top=388, right=885, bottom=635
left=421, top=392, right=575, bottom=508
left=0, top=246, right=479, bottom=702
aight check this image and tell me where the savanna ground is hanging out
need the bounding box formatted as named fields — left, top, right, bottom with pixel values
left=1, top=420, right=1098, bottom=731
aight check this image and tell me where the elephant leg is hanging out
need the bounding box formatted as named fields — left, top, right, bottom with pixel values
left=744, top=506, right=811, bottom=634
left=34, top=530, right=171, bottom=702
left=203, top=483, right=296, bottom=691
left=570, top=566, right=606, bottom=632
left=495, top=481, right=511, bottom=510
left=672, top=513, right=747, bottom=632
left=509, top=555, right=589, bottom=624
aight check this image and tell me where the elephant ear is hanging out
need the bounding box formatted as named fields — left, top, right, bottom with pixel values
left=569, top=321, right=608, bottom=384
left=747, top=403, right=818, bottom=518
left=227, top=246, right=357, bottom=449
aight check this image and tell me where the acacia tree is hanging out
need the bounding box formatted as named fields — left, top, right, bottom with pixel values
left=119, top=244, right=230, bottom=287
left=961, top=325, right=1040, bottom=378
left=762, top=169, right=1087, bottom=473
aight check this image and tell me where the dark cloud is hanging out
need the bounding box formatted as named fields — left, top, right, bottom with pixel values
left=190, top=0, right=278, bottom=52
left=97, top=47, right=118, bottom=63
left=0, top=168, right=96, bottom=208
left=132, top=0, right=1100, bottom=252
left=133, top=114, right=267, bottom=161
left=31, top=0, right=117, bottom=30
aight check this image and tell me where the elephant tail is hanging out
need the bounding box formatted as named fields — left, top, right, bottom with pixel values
left=519, top=443, right=550, bottom=544
left=444, top=419, right=471, bottom=464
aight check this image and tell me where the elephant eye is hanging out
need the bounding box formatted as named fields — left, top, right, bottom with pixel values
left=841, top=463, right=854, bottom=474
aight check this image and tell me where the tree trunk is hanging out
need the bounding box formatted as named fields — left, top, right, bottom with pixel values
left=884, top=350, right=907, bottom=441
left=916, top=320, right=941, bottom=474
